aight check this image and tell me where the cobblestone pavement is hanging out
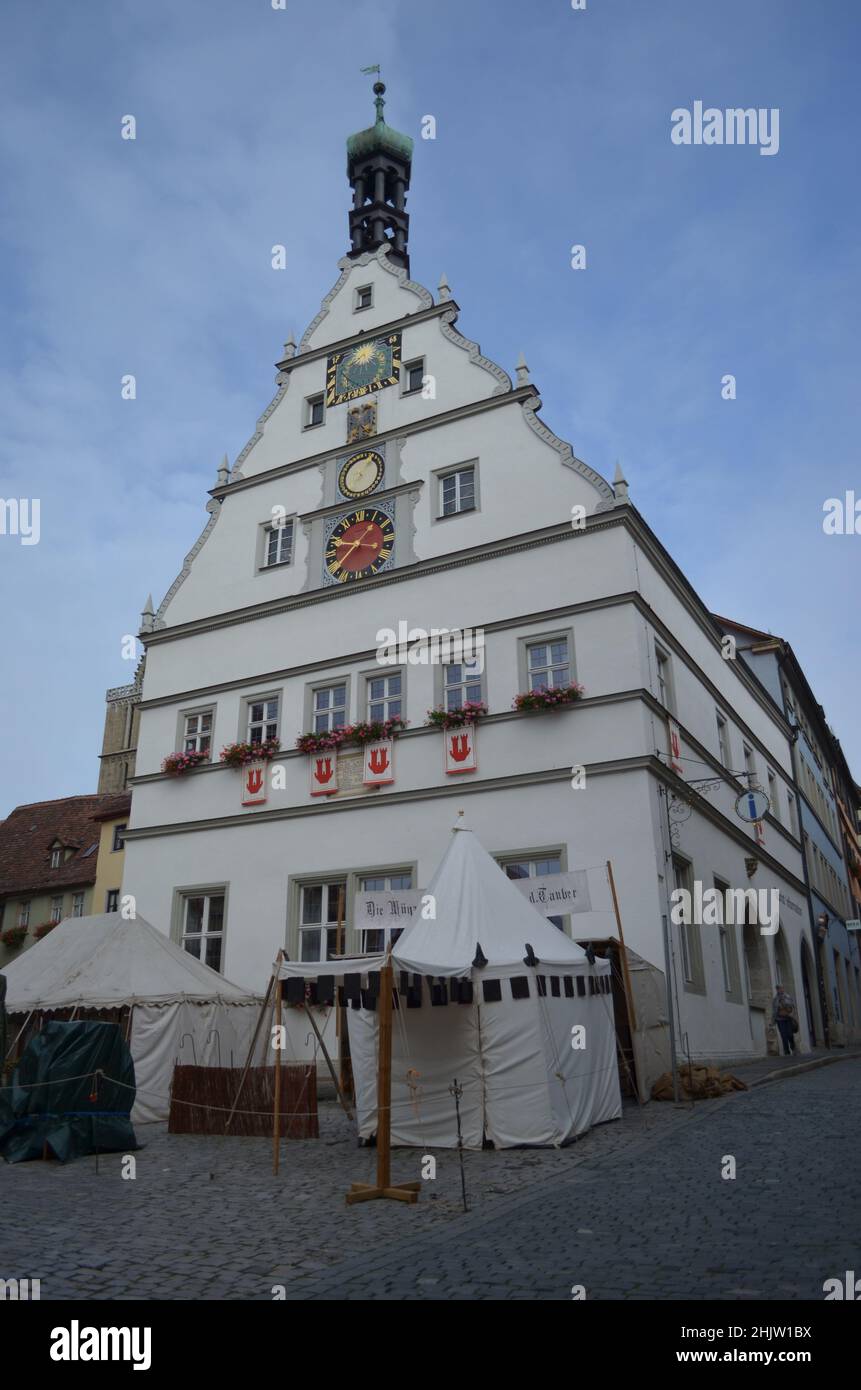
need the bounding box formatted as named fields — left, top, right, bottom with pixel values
left=3, top=1059, right=858, bottom=1300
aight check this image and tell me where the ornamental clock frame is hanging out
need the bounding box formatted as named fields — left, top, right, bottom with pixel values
left=326, top=332, right=402, bottom=406
left=337, top=449, right=385, bottom=500
left=322, top=504, right=396, bottom=586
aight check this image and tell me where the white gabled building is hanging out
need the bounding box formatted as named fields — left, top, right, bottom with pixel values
left=124, top=85, right=811, bottom=1095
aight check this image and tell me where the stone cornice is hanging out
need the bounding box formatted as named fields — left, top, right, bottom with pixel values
left=141, top=514, right=621, bottom=646
left=283, top=300, right=454, bottom=373
left=298, top=478, right=422, bottom=525
left=208, top=385, right=538, bottom=502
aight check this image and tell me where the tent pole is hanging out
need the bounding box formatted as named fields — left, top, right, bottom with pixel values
left=226, top=972, right=274, bottom=1133
left=345, top=954, right=419, bottom=1205
left=272, top=964, right=284, bottom=1175
left=303, top=1003, right=353, bottom=1120
left=606, top=860, right=637, bottom=1033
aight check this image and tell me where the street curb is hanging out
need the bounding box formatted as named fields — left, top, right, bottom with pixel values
left=748, top=1049, right=861, bottom=1089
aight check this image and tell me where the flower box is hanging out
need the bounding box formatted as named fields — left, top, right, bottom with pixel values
left=220, top=738, right=281, bottom=768
left=513, top=683, right=584, bottom=712
left=33, top=920, right=59, bottom=940
left=162, top=749, right=209, bottom=776
left=295, top=717, right=407, bottom=755
left=1, top=926, right=28, bottom=950
left=426, top=701, right=487, bottom=730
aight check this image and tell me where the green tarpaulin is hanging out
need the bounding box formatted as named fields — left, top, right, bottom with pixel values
left=0, top=1020, right=138, bottom=1163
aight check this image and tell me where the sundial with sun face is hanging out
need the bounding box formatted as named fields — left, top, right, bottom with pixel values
left=326, top=331, right=402, bottom=406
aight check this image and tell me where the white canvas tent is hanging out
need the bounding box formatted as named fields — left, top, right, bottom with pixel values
left=279, top=825, right=622, bottom=1149
left=1, top=913, right=263, bottom=1123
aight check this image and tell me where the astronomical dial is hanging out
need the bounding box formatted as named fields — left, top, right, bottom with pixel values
left=324, top=508, right=395, bottom=583
left=338, top=449, right=385, bottom=499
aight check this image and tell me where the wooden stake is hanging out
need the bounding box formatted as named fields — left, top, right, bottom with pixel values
left=345, top=955, right=419, bottom=1206
left=606, top=860, right=637, bottom=1033
left=304, top=1003, right=354, bottom=1120
left=226, top=971, right=274, bottom=1133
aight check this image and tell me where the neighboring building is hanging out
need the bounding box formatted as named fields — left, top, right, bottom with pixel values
left=91, top=792, right=132, bottom=916
left=0, top=793, right=131, bottom=966
left=715, top=618, right=861, bottom=1048
left=97, top=658, right=144, bottom=793
left=123, top=84, right=812, bottom=1092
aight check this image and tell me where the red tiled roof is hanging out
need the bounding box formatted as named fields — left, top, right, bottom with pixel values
left=91, top=793, right=132, bottom=823
left=0, top=793, right=131, bottom=898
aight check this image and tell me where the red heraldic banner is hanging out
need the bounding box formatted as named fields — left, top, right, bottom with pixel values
left=667, top=716, right=684, bottom=775
left=363, top=739, right=394, bottom=786
left=309, top=751, right=338, bottom=796
left=241, top=761, right=267, bottom=806
left=754, top=819, right=766, bottom=846
left=444, top=726, right=477, bottom=775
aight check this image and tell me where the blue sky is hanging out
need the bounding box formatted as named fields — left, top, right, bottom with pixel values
left=0, top=0, right=858, bottom=816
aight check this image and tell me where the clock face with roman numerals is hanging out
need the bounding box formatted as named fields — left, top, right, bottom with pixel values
left=326, top=333, right=402, bottom=406
left=324, top=507, right=395, bottom=584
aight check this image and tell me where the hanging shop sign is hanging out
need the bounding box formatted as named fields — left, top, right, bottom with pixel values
left=353, top=890, right=423, bottom=930
left=512, top=871, right=593, bottom=917
left=667, top=717, right=684, bottom=775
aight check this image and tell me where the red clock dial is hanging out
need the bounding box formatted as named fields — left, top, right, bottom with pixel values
left=325, top=508, right=395, bottom=583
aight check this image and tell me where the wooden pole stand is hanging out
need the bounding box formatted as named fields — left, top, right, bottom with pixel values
left=345, top=958, right=419, bottom=1206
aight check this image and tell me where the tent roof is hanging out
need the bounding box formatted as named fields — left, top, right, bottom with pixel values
left=392, top=825, right=592, bottom=977
left=1, top=913, right=260, bottom=1012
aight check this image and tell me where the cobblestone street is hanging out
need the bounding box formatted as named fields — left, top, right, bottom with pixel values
left=3, top=1057, right=858, bottom=1301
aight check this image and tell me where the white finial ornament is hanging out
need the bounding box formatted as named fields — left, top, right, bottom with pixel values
left=516, top=352, right=530, bottom=386
left=283, top=333, right=296, bottom=359
left=217, top=454, right=230, bottom=487
left=438, top=273, right=451, bottom=302
left=141, top=593, right=155, bottom=634
left=613, top=460, right=630, bottom=504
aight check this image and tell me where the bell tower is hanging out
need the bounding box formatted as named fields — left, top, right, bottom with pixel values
left=346, top=82, right=413, bottom=273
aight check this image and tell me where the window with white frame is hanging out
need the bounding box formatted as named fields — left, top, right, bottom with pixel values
left=50, top=845, right=62, bottom=869
left=112, top=823, right=127, bottom=852
left=655, top=643, right=675, bottom=713
left=50, top=896, right=63, bottom=924
left=106, top=889, right=120, bottom=913
left=402, top=358, right=425, bottom=394
left=354, top=284, right=373, bottom=310
left=305, top=394, right=324, bottom=428
left=499, top=854, right=565, bottom=931
left=767, top=769, right=779, bottom=823
left=181, top=892, right=225, bottom=971
left=367, top=672, right=402, bottom=722
left=743, top=744, right=756, bottom=785
left=72, top=893, right=84, bottom=918
left=312, top=683, right=347, bottom=734
left=247, top=696, right=279, bottom=745
left=442, top=661, right=482, bottom=713
left=672, top=857, right=705, bottom=991
left=183, top=710, right=213, bottom=756
left=18, top=901, right=31, bottom=927
left=298, top=880, right=346, bottom=963
left=359, top=872, right=413, bottom=953
left=716, top=712, right=730, bottom=768
left=439, top=465, right=475, bottom=517
left=264, top=518, right=294, bottom=568
left=526, top=638, right=570, bottom=691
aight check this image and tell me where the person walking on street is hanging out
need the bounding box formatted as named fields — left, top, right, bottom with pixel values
left=772, top=983, right=798, bottom=1056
